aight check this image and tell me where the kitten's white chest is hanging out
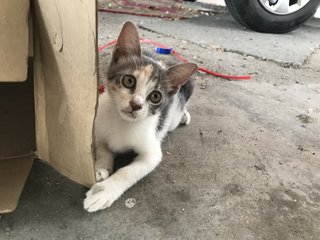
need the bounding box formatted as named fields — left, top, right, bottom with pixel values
left=94, top=92, right=158, bottom=152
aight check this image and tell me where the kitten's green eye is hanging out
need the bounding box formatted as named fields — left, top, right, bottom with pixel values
left=122, top=75, right=136, bottom=89
left=149, top=91, right=162, bottom=104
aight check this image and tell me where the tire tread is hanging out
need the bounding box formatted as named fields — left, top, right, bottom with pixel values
left=224, top=0, right=320, bottom=33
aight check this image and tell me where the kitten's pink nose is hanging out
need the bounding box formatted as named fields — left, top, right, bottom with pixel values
left=130, top=101, right=142, bottom=111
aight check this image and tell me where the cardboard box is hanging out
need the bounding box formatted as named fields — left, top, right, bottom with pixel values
left=0, top=0, right=97, bottom=213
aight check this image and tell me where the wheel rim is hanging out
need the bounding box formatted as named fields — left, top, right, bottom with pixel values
left=259, top=0, right=311, bottom=15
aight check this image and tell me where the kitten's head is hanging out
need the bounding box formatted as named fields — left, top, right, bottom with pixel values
left=106, top=21, right=197, bottom=122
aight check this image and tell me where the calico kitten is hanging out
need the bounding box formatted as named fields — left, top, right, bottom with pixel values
left=84, top=21, right=197, bottom=212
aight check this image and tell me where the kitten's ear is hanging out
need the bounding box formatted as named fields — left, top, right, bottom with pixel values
left=165, top=62, right=198, bottom=94
left=112, top=21, right=141, bottom=63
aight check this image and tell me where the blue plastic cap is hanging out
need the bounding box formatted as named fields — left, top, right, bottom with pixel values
left=155, top=47, right=173, bottom=55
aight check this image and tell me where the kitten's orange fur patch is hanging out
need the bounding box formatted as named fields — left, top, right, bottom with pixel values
left=140, top=64, right=154, bottom=79
left=133, top=65, right=154, bottom=87
left=110, top=85, right=117, bottom=92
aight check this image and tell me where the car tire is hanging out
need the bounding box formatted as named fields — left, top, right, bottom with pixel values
left=225, top=0, right=320, bottom=33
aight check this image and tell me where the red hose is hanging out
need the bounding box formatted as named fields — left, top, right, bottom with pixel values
left=98, top=38, right=251, bottom=81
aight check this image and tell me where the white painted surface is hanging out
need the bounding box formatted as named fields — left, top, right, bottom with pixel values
left=315, top=7, right=320, bottom=18
left=197, top=0, right=225, bottom=6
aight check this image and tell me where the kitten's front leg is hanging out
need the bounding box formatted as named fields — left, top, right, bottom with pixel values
left=180, top=109, right=191, bottom=125
left=84, top=144, right=162, bottom=212
left=95, top=142, right=114, bottom=181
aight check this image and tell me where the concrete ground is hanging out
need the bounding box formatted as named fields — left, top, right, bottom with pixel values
left=1, top=8, right=320, bottom=240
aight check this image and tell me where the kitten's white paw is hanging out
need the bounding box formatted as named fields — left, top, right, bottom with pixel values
left=84, top=181, right=120, bottom=212
left=95, top=168, right=110, bottom=182
left=180, top=110, right=191, bottom=125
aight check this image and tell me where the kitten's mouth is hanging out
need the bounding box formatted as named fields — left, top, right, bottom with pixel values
left=121, top=110, right=136, bottom=119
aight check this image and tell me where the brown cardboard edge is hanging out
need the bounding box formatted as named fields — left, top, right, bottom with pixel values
left=33, top=0, right=97, bottom=188
left=91, top=0, right=99, bottom=184
left=0, top=0, right=29, bottom=82
left=0, top=153, right=34, bottom=213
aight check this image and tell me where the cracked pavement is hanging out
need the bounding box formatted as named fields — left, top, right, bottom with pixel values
left=1, top=10, right=320, bottom=240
